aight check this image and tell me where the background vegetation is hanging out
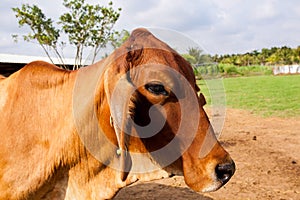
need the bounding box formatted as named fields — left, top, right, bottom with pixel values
left=186, top=46, right=300, bottom=78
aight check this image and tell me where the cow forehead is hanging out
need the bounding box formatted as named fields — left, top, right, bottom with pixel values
left=132, top=51, right=195, bottom=87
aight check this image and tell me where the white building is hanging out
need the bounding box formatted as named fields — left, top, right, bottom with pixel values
left=273, top=65, right=300, bottom=75
left=0, top=53, right=75, bottom=76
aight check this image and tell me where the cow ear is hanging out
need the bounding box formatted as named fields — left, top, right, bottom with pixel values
left=103, top=42, right=143, bottom=181
left=104, top=69, right=134, bottom=181
left=122, top=43, right=144, bottom=73
left=126, top=44, right=143, bottom=64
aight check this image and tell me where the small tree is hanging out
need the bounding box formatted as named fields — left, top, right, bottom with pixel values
left=110, top=29, right=130, bottom=49
left=12, top=4, right=64, bottom=67
left=12, top=0, right=121, bottom=69
left=186, top=47, right=212, bottom=66
left=182, top=48, right=214, bottom=78
left=59, top=0, right=121, bottom=68
left=182, top=54, right=196, bottom=65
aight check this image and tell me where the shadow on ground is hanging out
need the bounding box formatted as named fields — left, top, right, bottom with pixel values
left=113, top=182, right=212, bottom=200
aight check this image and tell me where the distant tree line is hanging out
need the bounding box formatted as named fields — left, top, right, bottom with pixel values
left=182, top=46, right=300, bottom=78
left=212, top=46, right=300, bottom=66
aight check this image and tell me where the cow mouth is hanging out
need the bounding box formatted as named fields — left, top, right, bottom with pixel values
left=200, top=182, right=223, bottom=193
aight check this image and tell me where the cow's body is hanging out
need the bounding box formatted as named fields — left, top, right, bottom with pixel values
left=0, top=28, right=235, bottom=199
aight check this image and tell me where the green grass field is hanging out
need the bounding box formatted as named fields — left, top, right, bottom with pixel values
left=198, top=75, right=300, bottom=118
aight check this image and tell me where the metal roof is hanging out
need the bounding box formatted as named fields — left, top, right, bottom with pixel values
left=0, top=53, right=75, bottom=65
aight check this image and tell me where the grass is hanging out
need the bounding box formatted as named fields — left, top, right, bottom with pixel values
left=197, top=75, right=300, bottom=118
left=195, top=64, right=273, bottom=78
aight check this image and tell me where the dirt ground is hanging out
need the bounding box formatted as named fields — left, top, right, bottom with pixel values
left=114, top=108, right=300, bottom=200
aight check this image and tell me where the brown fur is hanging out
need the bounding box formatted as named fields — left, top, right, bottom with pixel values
left=0, top=28, right=234, bottom=199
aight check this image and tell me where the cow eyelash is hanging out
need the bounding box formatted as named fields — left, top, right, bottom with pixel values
left=145, top=83, right=169, bottom=96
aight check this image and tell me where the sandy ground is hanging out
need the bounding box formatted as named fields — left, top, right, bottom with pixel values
left=114, top=108, right=300, bottom=200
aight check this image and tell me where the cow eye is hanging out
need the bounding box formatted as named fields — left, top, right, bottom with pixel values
left=145, top=83, right=169, bottom=96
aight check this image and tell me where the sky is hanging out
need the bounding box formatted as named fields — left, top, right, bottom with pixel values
left=1, top=0, right=300, bottom=58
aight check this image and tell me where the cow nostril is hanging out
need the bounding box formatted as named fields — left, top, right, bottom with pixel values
left=215, top=162, right=235, bottom=185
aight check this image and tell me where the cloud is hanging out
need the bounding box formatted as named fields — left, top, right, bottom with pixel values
left=199, top=0, right=300, bottom=54
left=0, top=0, right=299, bottom=56
left=115, top=0, right=218, bottom=31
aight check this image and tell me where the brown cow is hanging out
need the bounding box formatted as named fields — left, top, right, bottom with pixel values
left=0, top=28, right=235, bottom=199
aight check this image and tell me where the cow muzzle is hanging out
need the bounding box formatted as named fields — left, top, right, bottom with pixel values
left=201, top=159, right=235, bottom=192
left=182, top=145, right=236, bottom=193
left=215, top=160, right=235, bottom=186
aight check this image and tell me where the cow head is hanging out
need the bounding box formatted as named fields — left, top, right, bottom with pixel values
left=100, top=28, right=235, bottom=192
